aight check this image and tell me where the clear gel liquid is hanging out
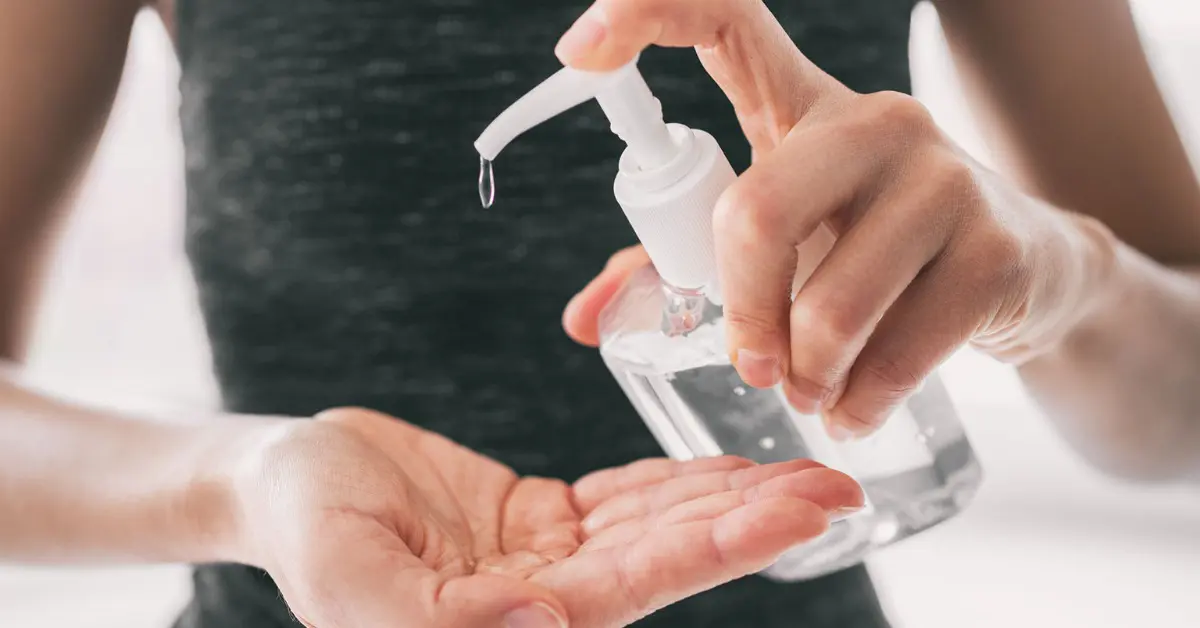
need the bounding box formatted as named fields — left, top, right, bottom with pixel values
left=478, top=156, right=495, bottom=208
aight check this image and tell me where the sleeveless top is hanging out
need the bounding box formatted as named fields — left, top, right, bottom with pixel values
left=173, top=1, right=917, bottom=626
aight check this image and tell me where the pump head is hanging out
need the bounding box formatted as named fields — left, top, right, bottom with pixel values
left=475, top=57, right=737, bottom=300
left=475, top=57, right=680, bottom=171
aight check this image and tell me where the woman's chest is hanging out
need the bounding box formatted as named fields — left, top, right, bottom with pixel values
left=167, top=0, right=917, bottom=90
left=174, top=0, right=917, bottom=298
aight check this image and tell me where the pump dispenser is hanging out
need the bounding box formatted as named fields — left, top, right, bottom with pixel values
left=476, top=58, right=731, bottom=301
left=477, top=59, right=983, bottom=581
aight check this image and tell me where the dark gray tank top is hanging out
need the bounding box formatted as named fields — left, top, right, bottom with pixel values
left=174, top=1, right=916, bottom=626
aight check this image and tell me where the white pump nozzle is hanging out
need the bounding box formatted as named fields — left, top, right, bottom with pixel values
left=475, top=58, right=678, bottom=170
left=476, top=57, right=738, bottom=299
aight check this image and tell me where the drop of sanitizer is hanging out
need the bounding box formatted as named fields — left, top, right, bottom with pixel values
left=478, top=156, right=495, bottom=208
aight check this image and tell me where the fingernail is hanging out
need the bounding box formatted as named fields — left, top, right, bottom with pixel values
left=829, top=504, right=865, bottom=523
left=825, top=419, right=857, bottom=442
left=735, top=349, right=783, bottom=388
left=504, top=603, right=567, bottom=628
left=555, top=5, right=608, bottom=64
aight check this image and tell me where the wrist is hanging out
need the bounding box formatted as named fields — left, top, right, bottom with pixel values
left=973, top=208, right=1121, bottom=364
left=179, top=415, right=293, bottom=565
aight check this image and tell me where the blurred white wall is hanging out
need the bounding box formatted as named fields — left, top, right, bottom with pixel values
left=877, top=4, right=1200, bottom=627
left=2, top=2, right=1199, bottom=627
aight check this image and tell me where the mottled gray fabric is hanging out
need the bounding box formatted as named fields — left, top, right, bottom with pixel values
left=174, top=1, right=916, bottom=626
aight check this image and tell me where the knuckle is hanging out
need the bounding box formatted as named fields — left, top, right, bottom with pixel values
left=859, top=355, right=924, bottom=400
left=714, top=183, right=789, bottom=251
left=724, top=308, right=784, bottom=340
left=786, top=302, right=857, bottom=394
left=900, top=150, right=985, bottom=231
left=789, top=299, right=860, bottom=356
left=861, top=91, right=936, bottom=136
left=924, top=151, right=981, bottom=207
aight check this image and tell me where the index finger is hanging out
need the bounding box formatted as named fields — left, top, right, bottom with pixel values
left=555, top=0, right=847, bottom=148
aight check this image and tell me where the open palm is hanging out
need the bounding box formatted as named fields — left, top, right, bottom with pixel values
left=242, top=408, right=862, bottom=628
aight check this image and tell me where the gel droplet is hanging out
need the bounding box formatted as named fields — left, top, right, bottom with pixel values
left=759, top=437, right=776, bottom=450
left=733, top=386, right=746, bottom=396
left=478, top=156, right=495, bottom=208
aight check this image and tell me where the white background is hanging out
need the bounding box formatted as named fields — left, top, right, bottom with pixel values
left=2, top=2, right=1199, bottom=627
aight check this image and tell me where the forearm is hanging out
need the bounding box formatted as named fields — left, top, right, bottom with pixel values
left=934, top=0, right=1200, bottom=264
left=0, top=373, right=279, bottom=564
left=989, top=217, right=1200, bottom=482
left=0, top=0, right=141, bottom=357
left=934, top=0, right=1200, bottom=479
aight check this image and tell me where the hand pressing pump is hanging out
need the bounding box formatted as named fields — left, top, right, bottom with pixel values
left=476, top=58, right=982, bottom=580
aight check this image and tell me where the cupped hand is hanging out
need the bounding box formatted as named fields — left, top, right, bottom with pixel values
left=229, top=408, right=862, bottom=627
left=559, top=0, right=1114, bottom=438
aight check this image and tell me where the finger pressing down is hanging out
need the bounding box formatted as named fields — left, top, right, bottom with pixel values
left=825, top=226, right=1024, bottom=436
left=714, top=121, right=886, bottom=389
left=782, top=153, right=959, bottom=418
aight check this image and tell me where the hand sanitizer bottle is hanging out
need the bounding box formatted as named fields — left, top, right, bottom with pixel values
left=475, top=58, right=983, bottom=581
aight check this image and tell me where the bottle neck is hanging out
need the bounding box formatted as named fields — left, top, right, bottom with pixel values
left=661, top=282, right=722, bottom=337
left=614, top=128, right=733, bottom=305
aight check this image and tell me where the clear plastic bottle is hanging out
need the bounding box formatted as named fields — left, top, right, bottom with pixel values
left=475, top=57, right=983, bottom=581
left=598, top=265, right=983, bottom=580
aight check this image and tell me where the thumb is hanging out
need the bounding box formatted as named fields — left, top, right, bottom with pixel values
left=563, top=246, right=651, bottom=347
left=330, top=553, right=569, bottom=627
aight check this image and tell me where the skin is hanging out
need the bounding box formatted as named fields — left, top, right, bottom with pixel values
left=232, top=409, right=858, bottom=627
left=0, top=0, right=1198, bottom=626
left=939, top=0, right=1200, bottom=480
left=559, top=0, right=1200, bottom=480
left=0, top=2, right=861, bottom=627
left=0, top=374, right=860, bottom=627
